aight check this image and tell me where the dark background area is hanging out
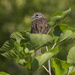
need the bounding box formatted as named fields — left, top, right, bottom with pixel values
left=0, top=0, right=75, bottom=75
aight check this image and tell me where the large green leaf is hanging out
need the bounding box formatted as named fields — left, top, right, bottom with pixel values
left=10, top=32, right=24, bottom=44
left=0, top=39, right=15, bottom=53
left=30, top=34, right=54, bottom=50
left=54, top=24, right=75, bottom=37
left=59, top=24, right=75, bottom=33
left=53, top=24, right=75, bottom=43
left=68, top=66, right=75, bottom=75
left=1, top=42, right=23, bottom=58
left=67, top=47, right=75, bottom=75
left=49, top=8, right=71, bottom=26
left=52, top=58, right=71, bottom=75
left=70, top=71, right=75, bottom=75
left=58, top=30, right=75, bottom=43
left=67, top=47, right=75, bottom=65
left=31, top=46, right=59, bottom=71
left=20, top=31, right=30, bottom=43
left=1, top=49, right=17, bottom=58
left=0, top=72, right=10, bottom=75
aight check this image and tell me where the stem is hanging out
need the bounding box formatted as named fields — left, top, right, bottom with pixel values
left=47, top=28, right=52, bottom=34
left=26, top=68, right=29, bottom=75
left=45, top=43, right=56, bottom=75
left=48, top=60, right=51, bottom=75
left=46, top=46, right=51, bottom=75
left=43, top=65, right=49, bottom=73
left=51, top=43, right=56, bottom=50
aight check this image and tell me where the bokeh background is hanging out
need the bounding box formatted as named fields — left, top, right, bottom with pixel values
left=0, top=0, right=75, bottom=75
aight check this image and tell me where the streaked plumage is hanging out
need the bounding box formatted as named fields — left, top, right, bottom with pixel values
left=31, top=12, right=49, bottom=55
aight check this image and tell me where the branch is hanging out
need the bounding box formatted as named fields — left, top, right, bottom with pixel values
left=46, top=46, right=51, bottom=75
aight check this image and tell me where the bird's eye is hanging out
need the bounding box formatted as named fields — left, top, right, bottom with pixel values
left=36, top=14, right=38, bottom=16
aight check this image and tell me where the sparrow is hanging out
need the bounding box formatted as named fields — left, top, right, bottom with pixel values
left=31, top=12, right=49, bottom=55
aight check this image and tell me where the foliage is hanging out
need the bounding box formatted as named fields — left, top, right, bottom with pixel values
left=1, top=8, right=75, bottom=75
left=0, top=72, right=9, bottom=75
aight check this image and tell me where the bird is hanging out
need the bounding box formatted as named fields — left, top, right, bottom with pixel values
left=31, top=12, right=49, bottom=55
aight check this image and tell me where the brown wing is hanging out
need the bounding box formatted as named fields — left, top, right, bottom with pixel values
left=31, top=18, right=49, bottom=34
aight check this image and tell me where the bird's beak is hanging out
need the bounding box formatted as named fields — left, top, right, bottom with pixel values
left=31, top=15, right=34, bottom=18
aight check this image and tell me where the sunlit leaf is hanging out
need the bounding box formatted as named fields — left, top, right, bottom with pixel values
left=31, top=46, right=59, bottom=71
left=10, top=32, right=24, bottom=44
left=58, top=30, right=75, bottom=43
left=30, top=34, right=54, bottom=50
left=1, top=49, right=17, bottom=58
left=70, top=71, right=75, bottom=75
left=49, top=8, right=71, bottom=26
left=53, top=24, right=75, bottom=43
left=0, top=39, right=15, bottom=53
left=67, top=47, right=75, bottom=65
left=68, top=66, right=75, bottom=75
left=59, top=24, right=75, bottom=33
left=0, top=72, right=10, bottom=75
left=67, top=47, right=75, bottom=74
left=20, top=31, right=30, bottom=39
left=52, top=58, right=71, bottom=75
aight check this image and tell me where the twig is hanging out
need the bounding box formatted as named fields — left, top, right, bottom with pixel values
left=51, top=43, right=56, bottom=50
left=43, top=43, right=56, bottom=75
left=46, top=46, right=51, bottom=75
left=47, top=28, right=52, bottom=34
left=43, top=65, right=49, bottom=73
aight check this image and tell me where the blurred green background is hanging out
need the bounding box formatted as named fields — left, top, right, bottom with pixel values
left=0, top=0, right=75, bottom=75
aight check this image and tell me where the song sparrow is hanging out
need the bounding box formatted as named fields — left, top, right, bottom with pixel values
left=31, top=12, right=49, bottom=55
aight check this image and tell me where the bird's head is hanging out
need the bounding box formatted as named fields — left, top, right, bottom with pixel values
left=31, top=12, right=46, bottom=20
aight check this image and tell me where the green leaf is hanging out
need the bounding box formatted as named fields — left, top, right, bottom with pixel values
left=30, top=34, right=54, bottom=50
left=1, top=49, right=17, bottom=58
left=0, top=41, right=24, bottom=58
left=54, top=24, right=75, bottom=37
left=1, top=41, right=24, bottom=58
left=0, top=72, right=10, bottom=75
left=0, top=39, right=15, bottom=53
left=17, top=59, right=27, bottom=66
left=68, top=66, right=75, bottom=75
left=67, top=47, right=75, bottom=65
left=58, top=30, right=75, bottom=43
left=31, top=46, right=59, bottom=71
left=20, top=31, right=30, bottom=43
left=59, top=24, right=75, bottom=33
left=53, top=24, right=75, bottom=43
left=67, top=47, right=75, bottom=74
left=70, top=71, right=75, bottom=75
left=53, top=25, right=63, bottom=43
left=49, top=8, right=71, bottom=26
left=52, top=58, right=71, bottom=75
left=10, top=32, right=24, bottom=44
left=20, top=30, right=30, bottom=39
